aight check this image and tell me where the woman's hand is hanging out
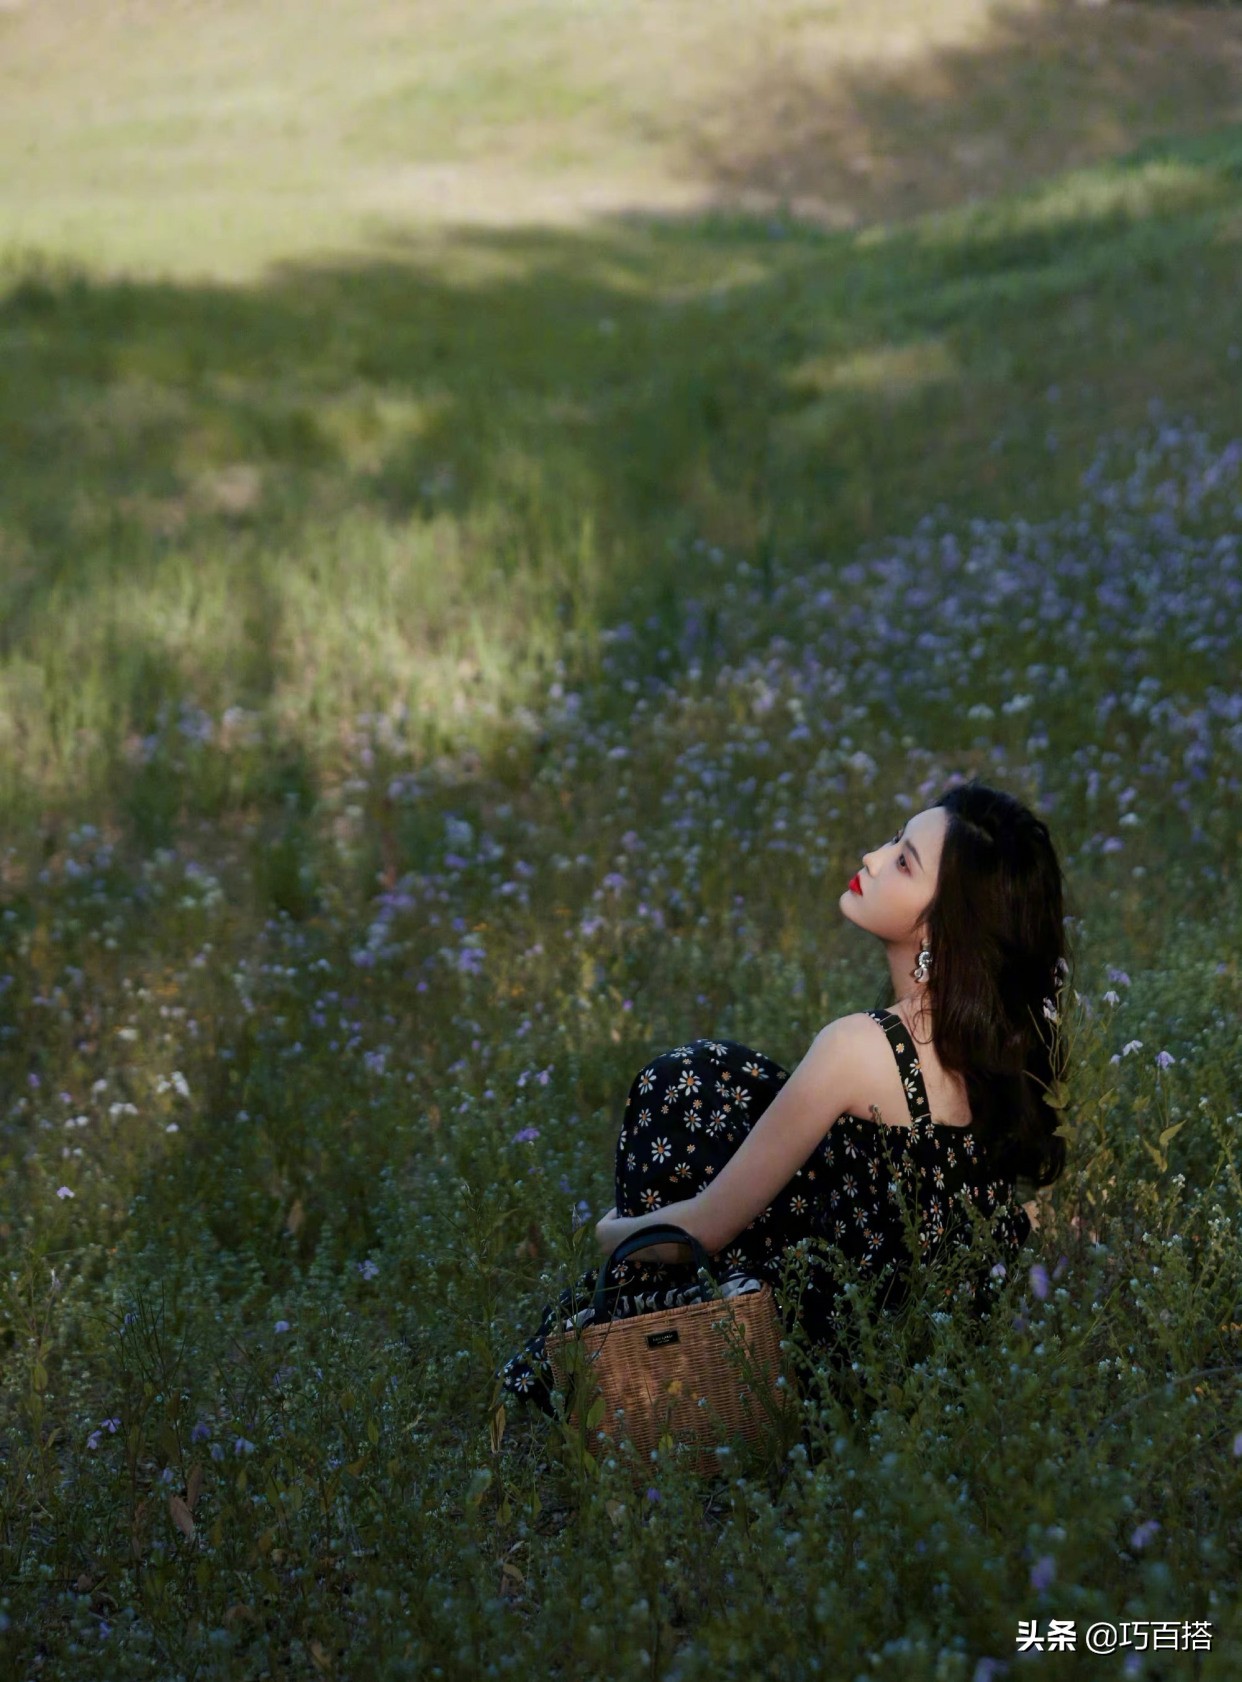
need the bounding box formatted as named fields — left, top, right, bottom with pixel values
left=595, top=1202, right=700, bottom=1265
left=594, top=1207, right=621, bottom=1256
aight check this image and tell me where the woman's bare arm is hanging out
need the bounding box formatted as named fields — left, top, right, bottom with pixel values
left=596, top=1018, right=872, bottom=1262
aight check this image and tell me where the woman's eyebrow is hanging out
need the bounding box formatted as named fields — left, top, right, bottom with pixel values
left=899, top=825, right=923, bottom=872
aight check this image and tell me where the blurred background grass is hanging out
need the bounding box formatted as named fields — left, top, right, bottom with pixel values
left=1, top=0, right=1241, bottom=836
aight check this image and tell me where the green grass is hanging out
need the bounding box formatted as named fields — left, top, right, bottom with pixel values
left=2, top=124, right=1242, bottom=830
left=1, top=2, right=1242, bottom=1676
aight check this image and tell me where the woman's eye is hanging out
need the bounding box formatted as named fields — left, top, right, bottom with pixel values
left=898, top=854, right=908, bottom=871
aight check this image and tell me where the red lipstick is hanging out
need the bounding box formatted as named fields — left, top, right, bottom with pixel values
left=848, top=873, right=863, bottom=895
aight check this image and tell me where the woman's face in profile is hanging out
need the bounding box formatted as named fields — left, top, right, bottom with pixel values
left=838, top=806, right=949, bottom=945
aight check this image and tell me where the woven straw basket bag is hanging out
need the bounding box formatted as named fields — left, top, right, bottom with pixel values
left=543, top=1224, right=796, bottom=1478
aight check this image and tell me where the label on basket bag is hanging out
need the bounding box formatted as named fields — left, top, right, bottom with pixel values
left=646, top=1329, right=680, bottom=1348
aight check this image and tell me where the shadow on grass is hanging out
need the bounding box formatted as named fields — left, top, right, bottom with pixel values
left=1, top=119, right=1241, bottom=834
left=673, top=0, right=1242, bottom=231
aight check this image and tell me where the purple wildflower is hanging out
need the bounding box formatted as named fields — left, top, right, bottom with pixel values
left=86, top=1416, right=121, bottom=1451
left=1029, top=1555, right=1056, bottom=1592
left=972, top=1661, right=1009, bottom=1682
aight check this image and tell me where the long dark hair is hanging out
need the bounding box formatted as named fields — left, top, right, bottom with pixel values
left=902, top=779, right=1073, bottom=1191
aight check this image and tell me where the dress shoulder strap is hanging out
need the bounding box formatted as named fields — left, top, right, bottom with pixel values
left=864, top=1008, right=933, bottom=1127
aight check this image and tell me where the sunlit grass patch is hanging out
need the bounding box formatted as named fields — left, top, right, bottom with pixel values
left=789, top=334, right=957, bottom=387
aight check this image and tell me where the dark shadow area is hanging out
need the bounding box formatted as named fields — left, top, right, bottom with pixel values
left=672, top=0, right=1242, bottom=230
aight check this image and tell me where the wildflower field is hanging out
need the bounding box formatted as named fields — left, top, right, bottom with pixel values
left=1, top=1, right=1241, bottom=1677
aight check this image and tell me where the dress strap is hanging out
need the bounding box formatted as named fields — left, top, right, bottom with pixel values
left=865, top=1008, right=933, bottom=1127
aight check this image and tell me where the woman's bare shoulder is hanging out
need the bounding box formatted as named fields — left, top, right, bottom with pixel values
left=820, top=1009, right=886, bottom=1036
left=819, top=1010, right=897, bottom=1057
left=816, top=1011, right=907, bottom=1124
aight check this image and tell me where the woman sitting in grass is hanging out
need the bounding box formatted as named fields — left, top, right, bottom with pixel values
left=498, top=777, right=1069, bottom=1414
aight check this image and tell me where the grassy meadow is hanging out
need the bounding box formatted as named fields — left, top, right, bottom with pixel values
left=1, top=0, right=1241, bottom=1676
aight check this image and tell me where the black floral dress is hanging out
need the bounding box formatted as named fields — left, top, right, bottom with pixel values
left=496, top=1010, right=1033, bottom=1414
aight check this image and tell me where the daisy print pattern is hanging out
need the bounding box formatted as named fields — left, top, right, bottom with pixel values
left=497, top=1019, right=1036, bottom=1416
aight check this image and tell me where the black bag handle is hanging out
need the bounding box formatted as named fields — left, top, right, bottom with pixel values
left=592, top=1223, right=715, bottom=1321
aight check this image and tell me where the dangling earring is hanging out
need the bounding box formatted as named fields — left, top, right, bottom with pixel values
left=912, top=944, right=932, bottom=984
